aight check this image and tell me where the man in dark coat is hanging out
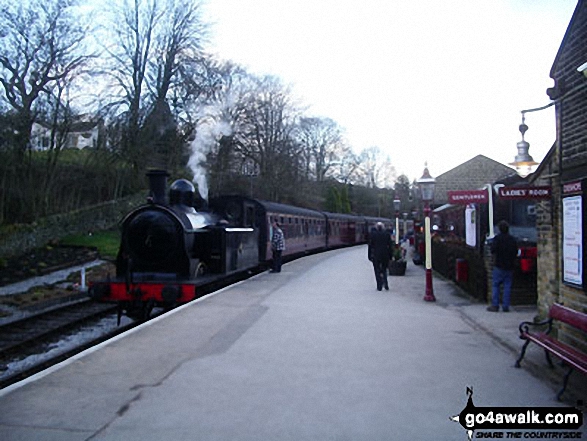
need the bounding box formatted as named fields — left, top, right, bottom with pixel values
left=488, top=220, right=518, bottom=312
left=368, top=222, right=393, bottom=291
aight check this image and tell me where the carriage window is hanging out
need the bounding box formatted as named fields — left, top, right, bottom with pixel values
left=225, top=201, right=242, bottom=224
left=245, top=206, right=254, bottom=227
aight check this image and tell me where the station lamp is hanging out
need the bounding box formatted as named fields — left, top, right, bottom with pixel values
left=393, top=198, right=401, bottom=245
left=512, top=62, right=587, bottom=177
left=509, top=114, right=538, bottom=177
left=417, top=165, right=436, bottom=302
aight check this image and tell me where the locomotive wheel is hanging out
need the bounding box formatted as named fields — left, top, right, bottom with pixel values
left=126, top=299, right=155, bottom=322
left=117, top=304, right=124, bottom=326
left=194, top=261, right=207, bottom=278
left=141, top=299, right=155, bottom=321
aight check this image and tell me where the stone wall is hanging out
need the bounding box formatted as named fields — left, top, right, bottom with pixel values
left=552, top=1, right=587, bottom=354
left=0, top=193, right=145, bottom=259
left=534, top=150, right=561, bottom=321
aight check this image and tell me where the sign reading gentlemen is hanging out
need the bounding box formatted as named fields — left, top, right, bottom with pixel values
left=448, top=190, right=489, bottom=204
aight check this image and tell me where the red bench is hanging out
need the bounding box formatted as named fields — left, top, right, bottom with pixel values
left=515, top=303, right=587, bottom=400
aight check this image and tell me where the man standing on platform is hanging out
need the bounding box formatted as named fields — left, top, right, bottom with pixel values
left=270, top=221, right=285, bottom=273
left=368, top=222, right=393, bottom=291
left=488, top=220, right=518, bottom=312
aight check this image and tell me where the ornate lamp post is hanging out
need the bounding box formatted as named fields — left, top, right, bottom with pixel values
left=393, top=198, right=401, bottom=245
left=417, top=165, right=436, bottom=302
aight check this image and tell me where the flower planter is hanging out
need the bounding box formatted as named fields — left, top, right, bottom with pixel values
left=388, top=260, right=407, bottom=276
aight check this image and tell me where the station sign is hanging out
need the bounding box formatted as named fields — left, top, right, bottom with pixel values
left=563, top=180, right=582, bottom=195
left=562, top=179, right=586, bottom=292
left=448, top=189, right=488, bottom=204
left=497, top=186, right=551, bottom=200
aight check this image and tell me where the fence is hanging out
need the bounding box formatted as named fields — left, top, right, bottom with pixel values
left=0, top=193, right=145, bottom=259
left=431, top=239, right=488, bottom=301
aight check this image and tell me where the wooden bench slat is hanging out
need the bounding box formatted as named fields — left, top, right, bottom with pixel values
left=522, top=332, right=587, bottom=372
left=516, top=303, right=587, bottom=400
left=550, top=303, right=587, bottom=333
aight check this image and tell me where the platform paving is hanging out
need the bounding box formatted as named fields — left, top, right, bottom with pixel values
left=0, top=246, right=584, bottom=440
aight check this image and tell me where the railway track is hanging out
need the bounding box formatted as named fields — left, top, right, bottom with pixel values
left=0, top=299, right=116, bottom=354
left=0, top=298, right=135, bottom=388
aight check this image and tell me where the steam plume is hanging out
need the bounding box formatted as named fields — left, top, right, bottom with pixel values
left=188, top=111, right=232, bottom=201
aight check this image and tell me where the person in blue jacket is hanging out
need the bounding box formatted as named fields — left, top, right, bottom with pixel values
left=488, top=220, right=518, bottom=312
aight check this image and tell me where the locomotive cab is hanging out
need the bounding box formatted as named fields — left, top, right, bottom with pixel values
left=205, top=196, right=260, bottom=274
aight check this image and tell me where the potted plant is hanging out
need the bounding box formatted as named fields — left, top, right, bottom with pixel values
left=388, top=244, right=407, bottom=276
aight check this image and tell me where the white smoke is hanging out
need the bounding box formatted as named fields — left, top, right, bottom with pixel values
left=188, top=110, right=233, bottom=201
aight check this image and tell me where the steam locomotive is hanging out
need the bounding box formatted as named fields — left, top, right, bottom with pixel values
left=89, top=170, right=390, bottom=320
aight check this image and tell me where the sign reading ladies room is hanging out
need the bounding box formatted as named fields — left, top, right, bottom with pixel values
left=497, top=186, right=551, bottom=199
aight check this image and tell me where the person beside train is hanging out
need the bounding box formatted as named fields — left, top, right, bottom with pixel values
left=368, top=222, right=393, bottom=291
left=487, top=220, right=518, bottom=312
left=270, top=221, right=285, bottom=273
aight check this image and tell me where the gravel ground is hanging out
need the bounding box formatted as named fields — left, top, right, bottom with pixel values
left=0, top=246, right=116, bottom=321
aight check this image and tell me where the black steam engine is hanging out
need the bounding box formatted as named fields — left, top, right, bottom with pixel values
left=90, top=170, right=258, bottom=320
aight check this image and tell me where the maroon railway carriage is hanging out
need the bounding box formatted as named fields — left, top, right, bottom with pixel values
left=323, top=212, right=361, bottom=247
left=210, top=197, right=328, bottom=262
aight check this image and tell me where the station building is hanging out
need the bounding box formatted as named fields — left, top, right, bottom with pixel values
left=427, top=1, right=586, bottom=356
left=530, top=0, right=587, bottom=352
left=429, top=156, right=539, bottom=305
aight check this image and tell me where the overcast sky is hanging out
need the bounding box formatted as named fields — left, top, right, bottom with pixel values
left=202, top=0, right=578, bottom=181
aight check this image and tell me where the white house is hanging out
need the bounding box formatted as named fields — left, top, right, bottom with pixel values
left=31, top=118, right=102, bottom=151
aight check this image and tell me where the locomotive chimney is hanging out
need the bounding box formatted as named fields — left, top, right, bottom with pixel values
left=146, top=169, right=169, bottom=204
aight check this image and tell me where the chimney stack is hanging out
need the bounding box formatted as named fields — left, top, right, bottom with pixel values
left=146, top=169, right=169, bottom=204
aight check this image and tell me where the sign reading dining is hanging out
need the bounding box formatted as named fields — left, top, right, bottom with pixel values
left=498, top=186, right=551, bottom=200
left=448, top=190, right=489, bottom=204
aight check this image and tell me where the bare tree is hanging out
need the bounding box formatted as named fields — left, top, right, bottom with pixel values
left=101, top=0, right=210, bottom=176
left=149, top=0, right=208, bottom=103
left=355, top=146, right=397, bottom=189
left=231, top=75, right=300, bottom=200
left=328, top=144, right=361, bottom=185
left=100, top=0, right=159, bottom=174
left=0, top=0, right=93, bottom=222
left=0, top=0, right=92, bottom=156
left=294, top=117, right=344, bottom=182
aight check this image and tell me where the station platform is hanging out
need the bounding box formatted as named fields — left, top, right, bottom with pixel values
left=0, top=246, right=584, bottom=440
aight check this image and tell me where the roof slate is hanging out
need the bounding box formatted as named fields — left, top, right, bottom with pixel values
left=433, top=155, right=517, bottom=204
